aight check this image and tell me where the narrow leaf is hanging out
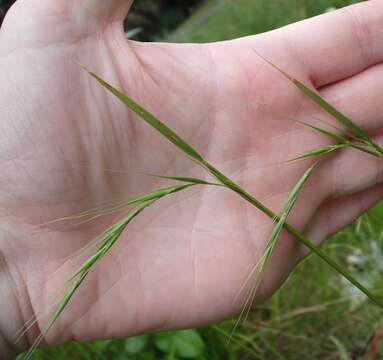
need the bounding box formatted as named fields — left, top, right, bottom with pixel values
left=22, top=183, right=195, bottom=360
left=69, top=183, right=194, bottom=281
left=298, top=121, right=381, bottom=157
left=237, top=164, right=317, bottom=321
left=291, top=80, right=370, bottom=142
left=290, top=144, right=347, bottom=162
left=329, top=336, right=351, bottom=360
left=256, top=52, right=369, bottom=140
left=254, top=50, right=383, bottom=155
left=261, top=163, right=317, bottom=269
left=22, top=202, right=152, bottom=360
left=43, top=185, right=194, bottom=225
left=142, top=173, right=223, bottom=186
left=297, top=120, right=348, bottom=143
left=77, top=166, right=223, bottom=187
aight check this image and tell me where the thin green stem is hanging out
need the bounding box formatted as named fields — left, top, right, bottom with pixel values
left=369, top=142, right=383, bottom=158
left=350, top=143, right=382, bottom=157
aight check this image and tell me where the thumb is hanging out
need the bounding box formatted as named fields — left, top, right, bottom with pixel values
left=1, top=0, right=134, bottom=43
left=70, top=0, right=134, bottom=25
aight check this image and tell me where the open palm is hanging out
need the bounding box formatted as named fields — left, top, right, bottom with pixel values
left=1, top=0, right=383, bottom=356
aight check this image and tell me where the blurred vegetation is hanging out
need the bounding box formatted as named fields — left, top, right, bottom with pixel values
left=0, top=0, right=203, bottom=40
left=169, top=0, right=361, bottom=42
left=125, top=0, right=203, bottom=41
left=13, top=0, right=383, bottom=359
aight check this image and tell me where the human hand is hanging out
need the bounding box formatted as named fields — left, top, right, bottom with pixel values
left=1, top=0, right=383, bottom=357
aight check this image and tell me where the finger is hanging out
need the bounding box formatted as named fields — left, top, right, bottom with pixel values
left=303, top=183, right=383, bottom=251
left=256, top=181, right=383, bottom=302
left=319, top=134, right=383, bottom=198
left=310, top=62, right=383, bottom=133
left=275, top=1, right=383, bottom=87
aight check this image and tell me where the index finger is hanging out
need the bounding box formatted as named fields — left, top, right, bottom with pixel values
left=275, top=1, right=383, bottom=87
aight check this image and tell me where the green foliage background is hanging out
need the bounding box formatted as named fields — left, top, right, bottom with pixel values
left=22, top=0, right=383, bottom=359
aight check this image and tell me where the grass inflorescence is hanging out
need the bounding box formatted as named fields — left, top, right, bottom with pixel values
left=21, top=56, right=383, bottom=359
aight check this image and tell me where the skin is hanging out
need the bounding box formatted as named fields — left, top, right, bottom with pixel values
left=1, top=0, right=383, bottom=357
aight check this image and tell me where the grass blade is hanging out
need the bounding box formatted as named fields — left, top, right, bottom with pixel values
left=140, top=173, right=223, bottom=186
left=234, top=164, right=317, bottom=334
left=256, top=53, right=368, bottom=140
left=260, top=163, right=317, bottom=272
left=297, top=121, right=349, bottom=143
left=290, top=80, right=369, bottom=141
left=254, top=50, right=383, bottom=156
left=22, top=202, right=151, bottom=360
left=290, top=144, right=347, bottom=162
left=22, top=202, right=154, bottom=360
left=298, top=121, right=381, bottom=158
left=43, top=185, right=195, bottom=225
left=77, top=166, right=223, bottom=187
left=329, top=336, right=351, bottom=360
left=84, top=69, right=204, bottom=163
left=22, top=183, right=196, bottom=360
left=67, top=184, right=194, bottom=282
